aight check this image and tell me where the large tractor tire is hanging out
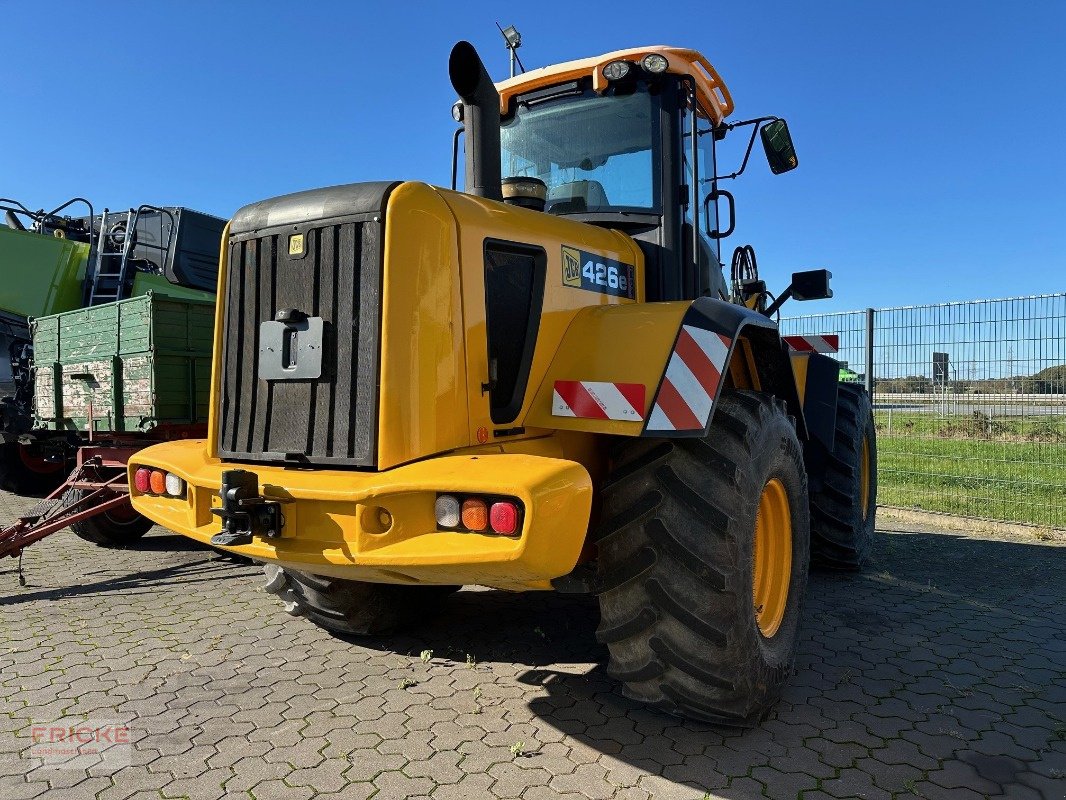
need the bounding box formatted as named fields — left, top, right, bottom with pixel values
left=807, top=383, right=877, bottom=569
left=66, top=488, right=153, bottom=547
left=263, top=565, right=459, bottom=636
left=594, top=390, right=810, bottom=727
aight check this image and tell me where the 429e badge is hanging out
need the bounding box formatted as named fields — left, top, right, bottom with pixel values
left=562, top=246, right=635, bottom=300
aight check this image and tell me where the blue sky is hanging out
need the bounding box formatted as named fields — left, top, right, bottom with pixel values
left=2, top=1, right=1063, bottom=312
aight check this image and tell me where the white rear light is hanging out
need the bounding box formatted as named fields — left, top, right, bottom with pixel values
left=435, top=495, right=460, bottom=528
left=165, top=472, right=185, bottom=497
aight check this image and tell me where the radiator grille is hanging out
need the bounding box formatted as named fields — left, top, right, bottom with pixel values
left=217, top=216, right=382, bottom=466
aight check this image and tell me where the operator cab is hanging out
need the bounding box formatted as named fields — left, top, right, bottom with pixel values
left=465, top=47, right=798, bottom=303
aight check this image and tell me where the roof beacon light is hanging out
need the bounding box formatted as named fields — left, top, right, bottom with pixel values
left=602, top=60, right=631, bottom=81
left=641, top=53, right=669, bottom=74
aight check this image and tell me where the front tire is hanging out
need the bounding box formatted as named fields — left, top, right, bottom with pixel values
left=594, top=390, right=810, bottom=726
left=262, top=565, right=459, bottom=636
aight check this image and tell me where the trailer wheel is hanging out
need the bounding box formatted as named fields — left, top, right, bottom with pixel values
left=594, top=390, right=810, bottom=726
left=807, top=383, right=877, bottom=569
left=66, top=488, right=153, bottom=547
left=262, top=565, right=460, bottom=636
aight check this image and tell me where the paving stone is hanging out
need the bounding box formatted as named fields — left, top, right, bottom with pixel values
left=0, top=495, right=1061, bottom=800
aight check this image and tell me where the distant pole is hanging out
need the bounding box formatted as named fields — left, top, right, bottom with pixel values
left=865, top=307, right=875, bottom=397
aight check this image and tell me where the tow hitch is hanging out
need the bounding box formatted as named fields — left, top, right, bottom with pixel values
left=210, top=469, right=285, bottom=547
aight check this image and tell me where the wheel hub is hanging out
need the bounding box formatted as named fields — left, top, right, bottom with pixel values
left=753, top=477, right=792, bottom=638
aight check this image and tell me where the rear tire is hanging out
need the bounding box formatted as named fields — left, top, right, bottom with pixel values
left=67, top=488, right=153, bottom=547
left=595, top=390, right=810, bottom=726
left=807, top=383, right=877, bottom=569
left=262, top=565, right=460, bottom=636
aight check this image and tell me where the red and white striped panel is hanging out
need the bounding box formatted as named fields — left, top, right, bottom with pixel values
left=783, top=334, right=839, bottom=354
left=552, top=381, right=646, bottom=422
left=645, top=325, right=732, bottom=432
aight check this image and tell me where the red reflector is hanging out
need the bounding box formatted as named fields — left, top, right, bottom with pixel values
left=149, top=470, right=167, bottom=495
left=134, top=468, right=151, bottom=493
left=489, top=502, right=518, bottom=535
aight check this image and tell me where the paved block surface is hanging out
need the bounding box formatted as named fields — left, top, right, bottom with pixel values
left=0, top=488, right=1063, bottom=799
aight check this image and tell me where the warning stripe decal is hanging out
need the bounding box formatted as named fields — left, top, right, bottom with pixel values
left=783, top=334, right=839, bottom=354
left=552, top=381, right=646, bottom=421
left=645, top=325, right=732, bottom=433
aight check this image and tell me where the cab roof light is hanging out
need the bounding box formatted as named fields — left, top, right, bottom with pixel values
left=602, top=60, right=631, bottom=81
left=641, top=53, right=669, bottom=74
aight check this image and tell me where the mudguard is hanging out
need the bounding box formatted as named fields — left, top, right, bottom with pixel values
left=526, top=297, right=818, bottom=443
left=641, top=297, right=809, bottom=440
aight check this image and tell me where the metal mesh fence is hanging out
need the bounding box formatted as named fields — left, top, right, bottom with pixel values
left=782, top=293, right=1066, bottom=529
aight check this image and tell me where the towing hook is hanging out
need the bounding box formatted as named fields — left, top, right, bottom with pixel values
left=210, top=469, right=284, bottom=547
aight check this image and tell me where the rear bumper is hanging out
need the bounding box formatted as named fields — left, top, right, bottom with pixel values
left=128, top=440, right=593, bottom=590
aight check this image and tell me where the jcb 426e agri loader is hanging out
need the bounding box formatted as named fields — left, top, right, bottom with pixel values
left=131, top=42, right=877, bottom=725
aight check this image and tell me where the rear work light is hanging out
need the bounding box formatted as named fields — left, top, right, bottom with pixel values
left=435, top=494, right=522, bottom=536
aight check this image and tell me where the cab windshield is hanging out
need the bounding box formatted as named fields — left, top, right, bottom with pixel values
left=500, top=86, right=660, bottom=214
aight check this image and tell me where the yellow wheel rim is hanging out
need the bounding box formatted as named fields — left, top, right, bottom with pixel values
left=860, top=433, right=871, bottom=522
left=752, top=478, right=792, bottom=638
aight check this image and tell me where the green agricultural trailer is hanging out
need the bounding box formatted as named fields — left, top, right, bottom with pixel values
left=0, top=196, right=223, bottom=491
left=31, top=295, right=213, bottom=435
left=0, top=293, right=217, bottom=565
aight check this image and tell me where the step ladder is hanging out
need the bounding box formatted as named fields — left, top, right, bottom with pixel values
left=88, top=205, right=176, bottom=305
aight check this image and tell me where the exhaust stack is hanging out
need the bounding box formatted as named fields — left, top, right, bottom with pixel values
left=449, top=41, right=503, bottom=202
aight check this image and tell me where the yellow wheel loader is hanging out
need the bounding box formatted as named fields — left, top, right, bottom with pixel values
left=130, top=41, right=877, bottom=725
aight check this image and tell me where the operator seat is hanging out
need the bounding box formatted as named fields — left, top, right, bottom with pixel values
left=546, top=180, right=609, bottom=214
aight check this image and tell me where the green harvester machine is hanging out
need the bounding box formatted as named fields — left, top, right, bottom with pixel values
left=0, top=197, right=222, bottom=564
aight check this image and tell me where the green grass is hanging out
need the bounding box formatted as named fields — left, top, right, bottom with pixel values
left=874, top=411, right=1066, bottom=528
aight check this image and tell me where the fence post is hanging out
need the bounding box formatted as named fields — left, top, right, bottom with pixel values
left=864, top=307, right=875, bottom=397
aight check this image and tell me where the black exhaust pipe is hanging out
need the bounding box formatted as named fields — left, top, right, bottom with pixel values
left=449, top=41, right=503, bottom=202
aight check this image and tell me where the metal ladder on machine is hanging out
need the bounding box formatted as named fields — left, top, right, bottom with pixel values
left=87, top=205, right=176, bottom=306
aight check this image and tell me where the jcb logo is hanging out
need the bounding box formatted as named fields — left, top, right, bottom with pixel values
left=562, top=246, right=581, bottom=287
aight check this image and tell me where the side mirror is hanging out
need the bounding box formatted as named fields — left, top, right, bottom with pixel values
left=762, top=269, right=833, bottom=318
left=792, top=269, right=832, bottom=301
left=760, top=119, right=798, bottom=175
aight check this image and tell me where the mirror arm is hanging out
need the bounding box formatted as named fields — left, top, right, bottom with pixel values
left=762, top=285, right=792, bottom=318
left=706, top=116, right=779, bottom=181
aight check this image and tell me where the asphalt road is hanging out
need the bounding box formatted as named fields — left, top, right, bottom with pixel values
left=1, top=489, right=1064, bottom=799
left=876, top=402, right=1065, bottom=417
